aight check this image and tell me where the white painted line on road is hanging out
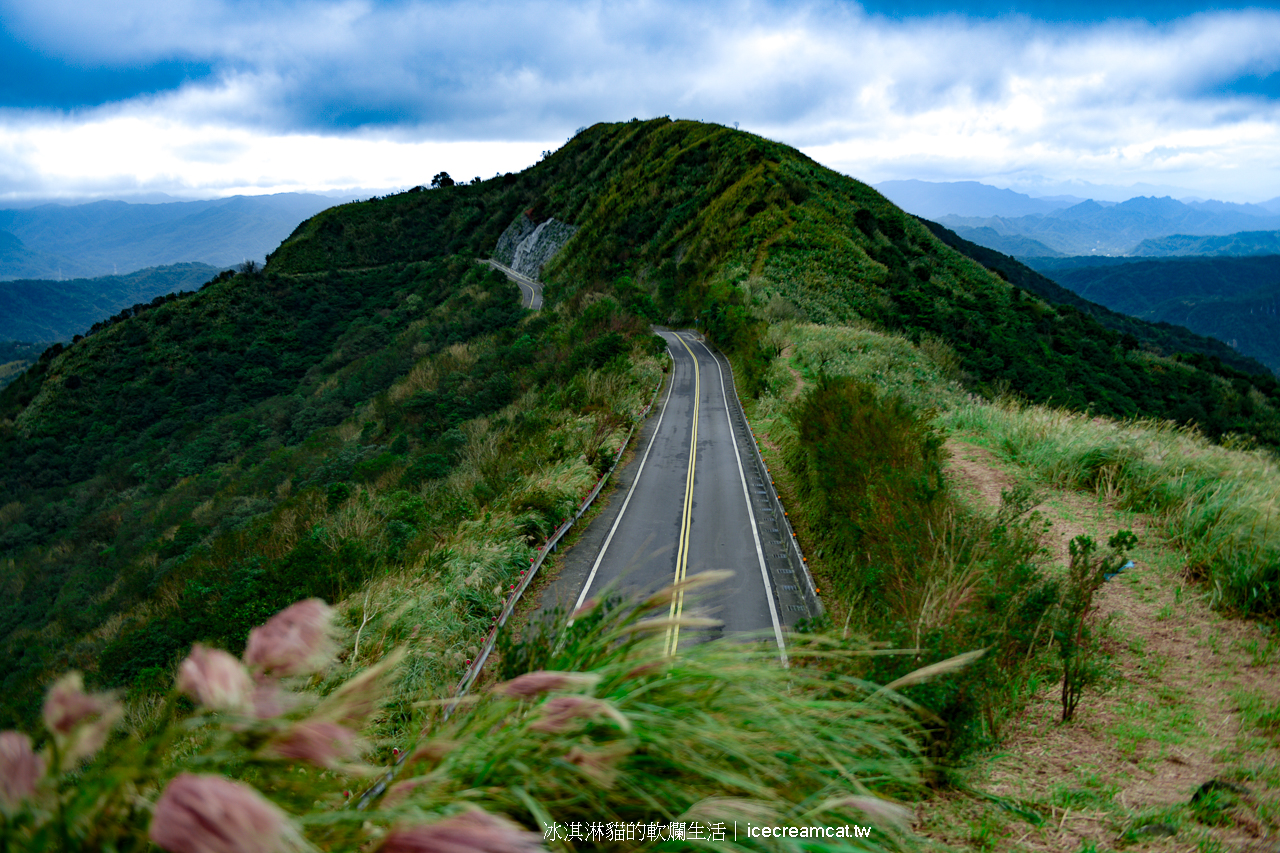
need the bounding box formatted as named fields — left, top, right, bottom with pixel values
left=569, top=339, right=679, bottom=618
left=697, top=339, right=788, bottom=666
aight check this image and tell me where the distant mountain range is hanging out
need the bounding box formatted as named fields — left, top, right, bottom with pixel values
left=1130, top=231, right=1280, bottom=257
left=0, top=193, right=358, bottom=280
left=943, top=226, right=1065, bottom=258
left=917, top=219, right=1274, bottom=378
left=1026, top=255, right=1280, bottom=373
left=877, top=180, right=1280, bottom=257
left=0, top=263, right=221, bottom=342
left=874, top=180, right=1078, bottom=219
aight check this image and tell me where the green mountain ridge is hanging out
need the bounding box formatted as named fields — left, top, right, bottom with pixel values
left=0, top=262, right=223, bottom=342
left=919, top=223, right=1275, bottom=378
left=4, top=117, right=1280, bottom=729
left=1132, top=229, right=1280, bottom=256
left=1024, top=255, right=1280, bottom=373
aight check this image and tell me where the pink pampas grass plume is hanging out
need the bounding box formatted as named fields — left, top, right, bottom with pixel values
left=376, top=809, right=545, bottom=853
left=267, top=721, right=360, bottom=769
left=177, top=645, right=253, bottom=714
left=150, top=773, right=299, bottom=853
left=0, top=731, right=44, bottom=813
left=42, top=671, right=110, bottom=735
left=529, top=695, right=630, bottom=734
left=244, top=599, right=336, bottom=677
left=41, top=671, right=122, bottom=766
left=491, top=670, right=598, bottom=699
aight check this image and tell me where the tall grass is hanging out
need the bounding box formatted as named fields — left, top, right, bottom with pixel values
left=0, top=582, right=939, bottom=852
left=942, top=399, right=1280, bottom=616
left=775, top=377, right=1057, bottom=759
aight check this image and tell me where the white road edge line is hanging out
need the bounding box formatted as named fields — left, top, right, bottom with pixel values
left=569, top=336, right=679, bottom=617
left=697, top=338, right=788, bottom=666
left=485, top=259, right=538, bottom=307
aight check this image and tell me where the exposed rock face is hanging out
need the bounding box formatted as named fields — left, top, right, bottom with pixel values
left=493, top=214, right=578, bottom=280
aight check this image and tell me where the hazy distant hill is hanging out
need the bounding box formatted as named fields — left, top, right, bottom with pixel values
left=0, top=193, right=356, bottom=280
left=1027, top=255, right=1280, bottom=372
left=0, top=263, right=222, bottom=341
left=1130, top=230, right=1280, bottom=257
left=874, top=179, right=1074, bottom=219
left=0, top=229, right=95, bottom=280
left=940, top=196, right=1280, bottom=256
left=949, top=225, right=1064, bottom=257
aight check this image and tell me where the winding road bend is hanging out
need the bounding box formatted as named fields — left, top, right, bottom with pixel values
left=540, top=330, right=814, bottom=661
left=486, top=259, right=543, bottom=309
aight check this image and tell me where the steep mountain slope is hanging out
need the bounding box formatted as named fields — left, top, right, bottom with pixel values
left=272, top=119, right=1280, bottom=432
left=4, top=118, right=1280, bottom=729
left=920, top=220, right=1274, bottom=378
left=1023, top=255, right=1280, bottom=372
left=0, top=263, right=221, bottom=341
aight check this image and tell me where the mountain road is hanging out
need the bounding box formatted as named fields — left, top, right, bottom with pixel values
left=538, top=329, right=815, bottom=661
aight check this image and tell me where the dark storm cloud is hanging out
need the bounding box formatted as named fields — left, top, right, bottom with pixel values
left=0, top=27, right=214, bottom=110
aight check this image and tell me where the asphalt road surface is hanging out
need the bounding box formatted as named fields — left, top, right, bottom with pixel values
left=485, top=259, right=543, bottom=309
left=540, top=329, right=796, bottom=660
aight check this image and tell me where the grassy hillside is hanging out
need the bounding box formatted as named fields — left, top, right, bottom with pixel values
left=274, top=120, right=1280, bottom=446
left=0, top=255, right=662, bottom=730
left=7, top=119, right=1279, bottom=724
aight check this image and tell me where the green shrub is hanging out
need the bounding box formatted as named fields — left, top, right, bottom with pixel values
left=786, top=378, right=1058, bottom=759
left=1055, top=531, right=1136, bottom=721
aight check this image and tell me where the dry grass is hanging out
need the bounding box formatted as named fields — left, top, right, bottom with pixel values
left=0, top=500, right=23, bottom=526
left=944, top=398, right=1280, bottom=616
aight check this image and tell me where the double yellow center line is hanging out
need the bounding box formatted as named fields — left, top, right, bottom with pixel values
left=665, top=333, right=700, bottom=657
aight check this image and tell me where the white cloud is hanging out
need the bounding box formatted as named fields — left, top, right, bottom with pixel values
left=2, top=0, right=1279, bottom=200
left=0, top=109, right=557, bottom=201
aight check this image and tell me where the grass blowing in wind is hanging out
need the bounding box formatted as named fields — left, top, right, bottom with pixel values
left=0, top=572, right=976, bottom=851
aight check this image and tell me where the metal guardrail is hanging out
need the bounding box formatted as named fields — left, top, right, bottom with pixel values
left=355, top=367, right=667, bottom=810
left=452, top=372, right=666, bottom=697
left=357, top=333, right=823, bottom=809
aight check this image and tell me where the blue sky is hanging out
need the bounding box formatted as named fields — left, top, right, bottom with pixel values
left=2, top=0, right=1279, bottom=203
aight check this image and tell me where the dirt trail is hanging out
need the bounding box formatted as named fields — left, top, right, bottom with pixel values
left=929, top=440, right=1280, bottom=852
